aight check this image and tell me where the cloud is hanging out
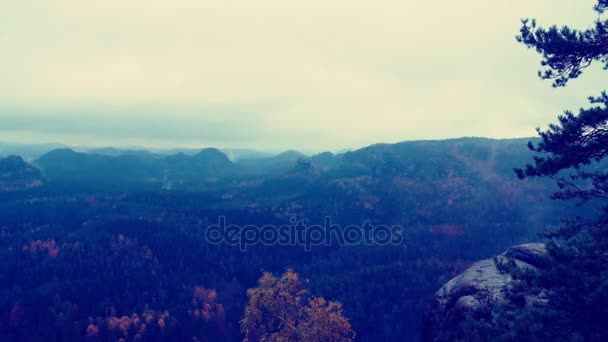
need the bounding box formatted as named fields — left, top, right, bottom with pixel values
left=0, top=0, right=602, bottom=150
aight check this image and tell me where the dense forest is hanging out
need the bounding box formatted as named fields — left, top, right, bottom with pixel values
left=4, top=1, right=608, bottom=341
left=0, top=137, right=583, bottom=341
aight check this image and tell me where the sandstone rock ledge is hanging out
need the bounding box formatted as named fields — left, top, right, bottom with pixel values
left=421, top=243, right=547, bottom=341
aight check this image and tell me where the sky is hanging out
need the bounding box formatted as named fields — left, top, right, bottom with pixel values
left=0, top=0, right=605, bottom=152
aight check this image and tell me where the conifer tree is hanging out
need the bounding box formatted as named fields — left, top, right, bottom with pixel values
left=496, top=2, right=608, bottom=339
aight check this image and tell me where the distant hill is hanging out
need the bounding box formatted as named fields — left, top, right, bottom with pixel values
left=0, top=155, right=45, bottom=191
left=86, top=147, right=155, bottom=157
left=35, top=147, right=242, bottom=190
left=221, top=148, right=275, bottom=161
left=340, top=137, right=536, bottom=178
left=163, top=148, right=240, bottom=190
left=311, top=151, right=341, bottom=171
left=0, top=142, right=68, bottom=160
left=31, top=137, right=545, bottom=196
left=35, top=148, right=165, bottom=189
left=236, top=149, right=309, bottom=175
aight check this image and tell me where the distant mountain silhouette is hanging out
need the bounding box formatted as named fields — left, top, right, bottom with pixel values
left=221, top=148, right=275, bottom=161
left=31, top=137, right=547, bottom=195
left=87, top=147, right=154, bottom=157
left=236, top=149, right=309, bottom=176
left=162, top=148, right=240, bottom=190
left=273, top=150, right=306, bottom=161
left=311, top=151, right=341, bottom=171
left=193, top=148, right=233, bottom=164
left=35, top=147, right=242, bottom=190
left=0, top=155, right=45, bottom=191
left=0, top=142, right=68, bottom=160
left=35, top=148, right=164, bottom=189
left=340, top=137, right=536, bottom=178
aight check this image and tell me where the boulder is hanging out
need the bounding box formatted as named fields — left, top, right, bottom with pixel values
left=421, top=243, right=547, bottom=341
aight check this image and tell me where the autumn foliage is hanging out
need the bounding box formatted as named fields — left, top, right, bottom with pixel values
left=85, top=307, right=175, bottom=342
left=22, top=239, right=60, bottom=257
left=189, top=286, right=227, bottom=335
left=241, top=270, right=354, bottom=342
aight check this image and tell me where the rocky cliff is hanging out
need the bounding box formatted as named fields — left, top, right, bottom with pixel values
left=421, top=243, right=548, bottom=341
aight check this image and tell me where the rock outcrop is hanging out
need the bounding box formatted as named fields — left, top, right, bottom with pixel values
left=0, top=155, right=45, bottom=191
left=421, top=243, right=547, bottom=341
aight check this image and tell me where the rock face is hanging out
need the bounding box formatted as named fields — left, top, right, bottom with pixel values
left=0, top=156, right=45, bottom=191
left=421, top=243, right=547, bottom=341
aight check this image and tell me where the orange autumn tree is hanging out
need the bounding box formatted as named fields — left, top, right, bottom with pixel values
left=241, top=270, right=354, bottom=342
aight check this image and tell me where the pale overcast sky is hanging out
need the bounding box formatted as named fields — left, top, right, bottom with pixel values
left=0, top=0, right=605, bottom=151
